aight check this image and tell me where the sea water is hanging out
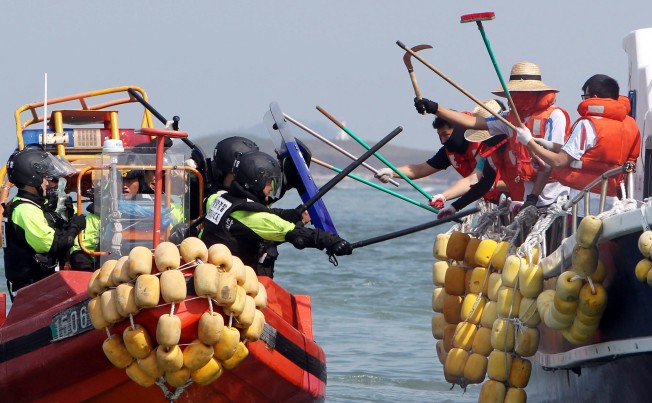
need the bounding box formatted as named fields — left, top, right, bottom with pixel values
left=0, top=184, right=481, bottom=402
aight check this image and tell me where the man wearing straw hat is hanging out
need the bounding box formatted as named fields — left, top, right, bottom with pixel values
left=513, top=74, right=640, bottom=217
left=415, top=61, right=571, bottom=217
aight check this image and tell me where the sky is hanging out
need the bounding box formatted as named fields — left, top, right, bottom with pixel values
left=2, top=1, right=652, bottom=167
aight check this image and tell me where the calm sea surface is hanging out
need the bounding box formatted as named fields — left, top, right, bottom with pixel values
left=0, top=184, right=481, bottom=402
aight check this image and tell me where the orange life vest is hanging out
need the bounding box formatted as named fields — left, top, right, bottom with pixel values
left=554, top=98, right=641, bottom=196
left=507, top=106, right=571, bottom=182
left=444, top=141, right=481, bottom=178
left=480, top=138, right=525, bottom=202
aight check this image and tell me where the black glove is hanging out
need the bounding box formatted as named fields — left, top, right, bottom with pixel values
left=68, top=214, right=87, bottom=232
left=326, top=239, right=353, bottom=256
left=64, top=196, right=74, bottom=219
left=414, top=97, right=439, bottom=115
left=271, top=206, right=304, bottom=224
left=522, top=194, right=539, bottom=210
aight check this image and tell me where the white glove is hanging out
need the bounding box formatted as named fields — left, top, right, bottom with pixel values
left=429, top=193, right=446, bottom=209
left=514, top=125, right=533, bottom=146
left=437, top=205, right=457, bottom=219
left=374, top=167, right=394, bottom=183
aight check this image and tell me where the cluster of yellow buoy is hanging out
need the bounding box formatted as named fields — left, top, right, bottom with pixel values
left=86, top=237, right=267, bottom=389
left=635, top=230, right=652, bottom=285
left=538, top=216, right=607, bottom=345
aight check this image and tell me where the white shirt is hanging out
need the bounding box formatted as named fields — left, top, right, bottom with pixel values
left=561, top=118, right=616, bottom=216
left=486, top=109, right=570, bottom=205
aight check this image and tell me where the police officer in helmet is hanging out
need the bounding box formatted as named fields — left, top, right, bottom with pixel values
left=201, top=151, right=352, bottom=278
left=2, top=149, right=86, bottom=296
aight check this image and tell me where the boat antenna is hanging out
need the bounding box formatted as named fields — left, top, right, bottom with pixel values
left=43, top=73, right=47, bottom=148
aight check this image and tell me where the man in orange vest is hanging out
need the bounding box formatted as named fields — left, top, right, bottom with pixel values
left=415, top=62, right=570, bottom=218
left=514, top=74, right=640, bottom=217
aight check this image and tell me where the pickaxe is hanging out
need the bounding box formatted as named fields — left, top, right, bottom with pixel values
left=402, top=44, right=432, bottom=113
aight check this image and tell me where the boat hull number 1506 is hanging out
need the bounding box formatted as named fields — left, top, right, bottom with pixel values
left=50, top=299, right=94, bottom=342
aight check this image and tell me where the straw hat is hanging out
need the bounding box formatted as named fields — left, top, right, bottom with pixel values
left=491, top=61, right=558, bottom=96
left=464, top=99, right=504, bottom=142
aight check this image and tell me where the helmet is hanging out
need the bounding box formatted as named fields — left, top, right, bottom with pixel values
left=212, top=136, right=259, bottom=183
left=233, top=151, right=282, bottom=201
left=7, top=149, right=75, bottom=187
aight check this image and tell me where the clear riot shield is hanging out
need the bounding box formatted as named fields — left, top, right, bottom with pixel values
left=96, top=150, right=189, bottom=264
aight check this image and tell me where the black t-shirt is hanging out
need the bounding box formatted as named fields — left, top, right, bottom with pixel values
left=425, top=126, right=469, bottom=170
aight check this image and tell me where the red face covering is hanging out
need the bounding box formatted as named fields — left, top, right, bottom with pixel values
left=510, top=91, right=556, bottom=118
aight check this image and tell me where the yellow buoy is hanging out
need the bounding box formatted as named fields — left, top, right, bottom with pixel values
left=88, top=296, right=109, bottom=330
left=216, top=271, right=238, bottom=306
left=432, top=287, right=445, bottom=313
left=443, top=295, right=463, bottom=325
left=444, top=265, right=466, bottom=296
left=555, top=271, right=582, bottom=302
left=224, top=286, right=247, bottom=317
left=444, top=347, right=469, bottom=377
left=479, top=379, right=507, bottom=403
left=179, top=237, right=209, bottom=263
left=460, top=293, right=486, bottom=325
left=198, top=311, right=225, bottom=346
left=110, top=256, right=131, bottom=286
left=480, top=301, right=498, bottom=329
left=100, top=289, right=122, bottom=324
left=433, top=234, right=450, bottom=261
left=572, top=245, right=599, bottom=277
left=156, top=345, right=184, bottom=372
left=230, top=256, right=247, bottom=286
left=128, top=246, right=153, bottom=278
left=518, top=297, right=540, bottom=327
left=576, top=215, right=603, bottom=248
left=432, top=313, right=447, bottom=339
left=447, top=231, right=471, bottom=262
left=242, top=265, right=259, bottom=297
left=491, top=241, right=511, bottom=271
left=452, top=321, right=478, bottom=351
left=208, top=243, right=233, bottom=271
left=570, top=317, right=599, bottom=339
left=518, top=264, right=543, bottom=299
left=536, top=289, right=555, bottom=312
left=98, top=259, right=118, bottom=289
left=222, top=342, right=250, bottom=370
left=125, top=361, right=156, bottom=387
left=154, top=241, right=181, bottom=272
left=591, top=259, right=607, bottom=283
left=487, top=349, right=512, bottom=382
left=435, top=340, right=448, bottom=365
left=634, top=258, right=652, bottom=282
left=242, top=309, right=266, bottom=341
left=160, top=269, right=187, bottom=303
left=561, top=327, right=591, bottom=345
left=432, top=260, right=449, bottom=287
left=123, top=324, right=153, bottom=359
left=213, top=326, right=241, bottom=361
left=191, top=357, right=223, bottom=385
left=87, top=269, right=102, bottom=298
left=514, top=327, right=540, bottom=357
left=114, top=283, right=139, bottom=317
left=544, top=306, right=573, bottom=330
left=501, top=255, right=524, bottom=288
left=103, top=334, right=134, bottom=369
left=236, top=295, right=257, bottom=328
left=137, top=350, right=164, bottom=379
left=490, top=318, right=515, bottom=352
left=442, top=324, right=456, bottom=352
left=471, top=327, right=493, bottom=357
left=638, top=230, right=652, bottom=257
left=464, top=269, right=473, bottom=295
left=463, top=353, right=488, bottom=384
left=464, top=238, right=482, bottom=268
left=474, top=239, right=498, bottom=268
left=575, top=309, right=601, bottom=326
left=504, top=387, right=527, bottom=403
left=553, top=296, right=578, bottom=316
left=254, top=283, right=268, bottom=310
left=468, top=267, right=489, bottom=295
left=183, top=339, right=215, bottom=370
left=578, top=282, right=607, bottom=317
left=165, top=366, right=191, bottom=388
left=496, top=286, right=522, bottom=318
left=156, top=314, right=182, bottom=347
left=487, top=273, right=503, bottom=302
left=134, top=274, right=160, bottom=308
left=194, top=263, right=219, bottom=298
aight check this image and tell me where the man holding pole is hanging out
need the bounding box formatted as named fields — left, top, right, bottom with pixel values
left=415, top=62, right=571, bottom=217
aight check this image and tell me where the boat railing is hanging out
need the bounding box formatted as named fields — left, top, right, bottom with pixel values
left=561, top=162, right=636, bottom=236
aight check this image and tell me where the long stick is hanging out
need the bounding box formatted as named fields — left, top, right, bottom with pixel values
left=351, top=208, right=479, bottom=249
left=302, top=126, right=403, bottom=210
left=284, top=113, right=400, bottom=187
left=311, top=157, right=438, bottom=213
left=396, top=41, right=517, bottom=132
left=316, top=105, right=432, bottom=201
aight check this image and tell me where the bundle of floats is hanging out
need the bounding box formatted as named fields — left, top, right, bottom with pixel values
left=86, top=237, right=267, bottom=392
left=430, top=205, right=608, bottom=403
